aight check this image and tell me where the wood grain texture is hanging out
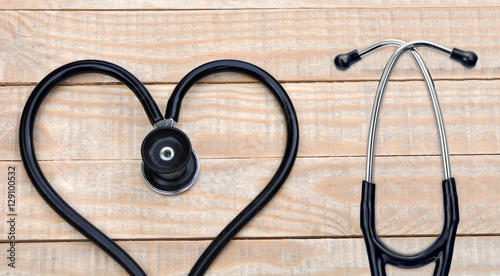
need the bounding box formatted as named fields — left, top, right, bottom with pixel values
left=0, top=154, right=497, bottom=241
left=1, top=5, right=499, bottom=275
left=2, top=0, right=500, bottom=10
left=1, top=236, right=498, bottom=275
left=1, top=80, right=498, bottom=161
left=0, top=8, right=498, bottom=84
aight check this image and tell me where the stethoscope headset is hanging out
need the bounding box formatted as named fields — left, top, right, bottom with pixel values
left=335, top=39, right=477, bottom=276
left=19, top=60, right=299, bottom=275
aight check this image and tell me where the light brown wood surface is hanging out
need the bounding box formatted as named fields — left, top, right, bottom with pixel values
left=0, top=8, right=499, bottom=85
left=1, top=81, right=499, bottom=161
left=3, top=237, right=499, bottom=275
left=0, top=155, right=498, bottom=241
left=0, top=2, right=499, bottom=276
left=2, top=0, right=500, bottom=10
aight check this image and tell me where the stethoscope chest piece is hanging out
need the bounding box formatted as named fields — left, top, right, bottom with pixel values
left=141, top=126, right=200, bottom=195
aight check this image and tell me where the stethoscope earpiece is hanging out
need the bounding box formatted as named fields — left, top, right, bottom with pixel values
left=141, top=125, right=200, bottom=195
left=450, top=47, right=478, bottom=68
left=333, top=49, right=361, bottom=70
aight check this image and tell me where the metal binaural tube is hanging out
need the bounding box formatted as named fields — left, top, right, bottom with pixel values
left=363, top=40, right=453, bottom=182
left=358, top=39, right=452, bottom=58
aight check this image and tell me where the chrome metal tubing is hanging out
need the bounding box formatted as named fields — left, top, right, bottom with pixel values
left=365, top=40, right=453, bottom=182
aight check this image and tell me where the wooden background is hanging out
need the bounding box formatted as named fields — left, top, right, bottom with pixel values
left=1, top=1, right=499, bottom=275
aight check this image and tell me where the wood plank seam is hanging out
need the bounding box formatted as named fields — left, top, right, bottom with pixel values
left=3, top=77, right=500, bottom=86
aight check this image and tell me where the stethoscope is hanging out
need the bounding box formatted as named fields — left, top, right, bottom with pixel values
left=19, top=60, right=299, bottom=275
left=335, top=39, right=477, bottom=276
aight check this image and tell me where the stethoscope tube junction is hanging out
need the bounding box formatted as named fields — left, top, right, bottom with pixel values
left=19, top=60, right=299, bottom=275
left=336, top=40, right=477, bottom=276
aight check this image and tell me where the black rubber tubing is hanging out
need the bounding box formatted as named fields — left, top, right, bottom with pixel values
left=166, top=60, right=299, bottom=275
left=19, top=60, right=162, bottom=276
left=361, top=178, right=459, bottom=276
left=19, top=59, right=300, bottom=275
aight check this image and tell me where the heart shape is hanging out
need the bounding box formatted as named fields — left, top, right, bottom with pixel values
left=19, top=60, right=299, bottom=275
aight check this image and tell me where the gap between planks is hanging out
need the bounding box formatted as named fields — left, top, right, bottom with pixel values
left=3, top=233, right=500, bottom=244
left=2, top=77, right=500, bottom=87
left=3, top=152, right=500, bottom=163
left=3, top=5, right=500, bottom=11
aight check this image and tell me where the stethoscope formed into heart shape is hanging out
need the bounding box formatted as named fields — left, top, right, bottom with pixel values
left=19, top=60, right=299, bottom=275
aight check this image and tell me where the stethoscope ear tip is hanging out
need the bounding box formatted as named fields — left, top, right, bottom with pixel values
left=334, top=49, right=361, bottom=70
left=450, top=47, right=478, bottom=68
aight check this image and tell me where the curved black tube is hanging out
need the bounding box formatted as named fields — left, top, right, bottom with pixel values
left=19, top=60, right=163, bottom=276
left=166, top=60, right=299, bottom=275
left=361, top=178, right=459, bottom=275
left=20, top=59, right=299, bottom=275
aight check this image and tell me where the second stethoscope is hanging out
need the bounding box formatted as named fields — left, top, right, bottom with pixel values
left=335, top=40, right=477, bottom=276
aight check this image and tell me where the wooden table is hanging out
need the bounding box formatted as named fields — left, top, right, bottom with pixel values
left=1, top=1, right=499, bottom=275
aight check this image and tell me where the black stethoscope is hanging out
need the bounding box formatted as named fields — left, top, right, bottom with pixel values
left=19, top=60, right=299, bottom=275
left=19, top=40, right=478, bottom=275
left=335, top=39, right=477, bottom=276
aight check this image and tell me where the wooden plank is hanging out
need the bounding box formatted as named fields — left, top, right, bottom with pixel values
left=1, top=236, right=498, bottom=275
left=2, top=0, right=499, bottom=10
left=1, top=80, right=498, bottom=160
left=0, top=155, right=497, bottom=241
left=0, top=9, right=498, bottom=84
